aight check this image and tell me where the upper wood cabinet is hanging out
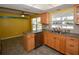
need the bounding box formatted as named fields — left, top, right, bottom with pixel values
left=74, top=4, right=79, bottom=24
left=40, top=13, right=50, bottom=24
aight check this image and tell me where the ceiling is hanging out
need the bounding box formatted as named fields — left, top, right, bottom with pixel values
left=0, top=4, right=74, bottom=14
left=26, top=4, right=62, bottom=10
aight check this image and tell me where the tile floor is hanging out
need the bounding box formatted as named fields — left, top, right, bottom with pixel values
left=1, top=37, right=62, bottom=55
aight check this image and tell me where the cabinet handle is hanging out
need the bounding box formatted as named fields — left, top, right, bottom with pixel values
left=54, top=37, right=56, bottom=39
left=70, top=45, right=74, bottom=47
left=70, top=39, right=74, bottom=41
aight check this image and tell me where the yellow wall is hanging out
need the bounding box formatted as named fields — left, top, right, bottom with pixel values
left=0, top=12, right=32, bottom=39
left=49, top=7, right=74, bottom=14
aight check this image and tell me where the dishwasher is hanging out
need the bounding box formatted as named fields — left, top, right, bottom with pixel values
left=35, top=32, right=43, bottom=48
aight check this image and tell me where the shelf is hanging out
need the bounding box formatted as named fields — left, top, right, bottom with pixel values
left=0, top=16, right=28, bottom=19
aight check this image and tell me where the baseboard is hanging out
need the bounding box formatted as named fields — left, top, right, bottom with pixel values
left=0, top=34, right=23, bottom=40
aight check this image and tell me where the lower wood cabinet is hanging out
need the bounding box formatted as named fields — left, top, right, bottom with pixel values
left=66, top=37, right=79, bottom=55
left=50, top=37, right=56, bottom=49
left=43, top=31, right=48, bottom=44
left=59, top=35, right=66, bottom=54
left=55, top=37, right=60, bottom=51
left=52, top=35, right=66, bottom=54
left=0, top=40, right=2, bottom=54
left=43, top=31, right=79, bottom=55
left=43, top=31, right=51, bottom=45
left=23, top=33, right=35, bottom=52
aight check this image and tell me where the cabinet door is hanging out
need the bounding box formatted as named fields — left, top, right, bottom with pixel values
left=74, top=5, right=79, bottom=24
left=55, top=38, right=60, bottom=51
left=46, top=32, right=54, bottom=47
left=59, top=36, right=66, bottom=54
left=48, top=33, right=55, bottom=48
left=66, top=37, right=79, bottom=55
left=41, top=13, right=49, bottom=24
left=43, top=31, right=49, bottom=44
left=0, top=40, right=2, bottom=54
left=51, top=37, right=56, bottom=49
left=78, top=40, right=79, bottom=54
left=27, top=37, right=35, bottom=52
left=46, top=39, right=51, bottom=47
left=23, top=34, right=35, bottom=52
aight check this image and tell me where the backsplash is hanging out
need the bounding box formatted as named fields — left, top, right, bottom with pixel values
left=42, top=24, right=79, bottom=34
left=70, top=25, right=79, bottom=34
left=42, top=24, right=50, bottom=31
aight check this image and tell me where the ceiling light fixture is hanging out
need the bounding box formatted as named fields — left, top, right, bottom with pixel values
left=21, top=11, right=25, bottom=17
left=21, top=14, right=25, bottom=17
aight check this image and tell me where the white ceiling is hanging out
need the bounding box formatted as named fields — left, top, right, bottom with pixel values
left=0, top=4, right=73, bottom=13
left=26, top=4, right=62, bottom=10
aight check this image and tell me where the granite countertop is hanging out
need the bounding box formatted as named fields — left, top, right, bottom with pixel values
left=23, top=30, right=43, bottom=35
left=44, top=30, right=79, bottom=39
left=61, top=33, right=79, bottom=39
left=23, top=30, right=79, bottom=39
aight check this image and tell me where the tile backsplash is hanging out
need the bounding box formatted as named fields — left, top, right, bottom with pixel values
left=42, top=24, right=50, bottom=30
left=70, top=25, right=79, bottom=34
left=42, top=24, right=79, bottom=34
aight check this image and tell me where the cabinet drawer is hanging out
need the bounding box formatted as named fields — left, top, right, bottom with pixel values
left=66, top=43, right=78, bottom=55
left=66, top=43, right=78, bottom=50
left=66, top=38, right=78, bottom=45
left=67, top=37, right=78, bottom=43
left=66, top=48, right=78, bottom=55
left=66, top=41, right=78, bottom=47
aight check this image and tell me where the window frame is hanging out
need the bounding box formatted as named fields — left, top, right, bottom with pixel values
left=32, top=17, right=42, bottom=32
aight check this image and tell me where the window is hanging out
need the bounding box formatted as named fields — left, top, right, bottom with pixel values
left=32, top=17, right=42, bottom=32
left=50, top=10, right=74, bottom=30
left=61, top=16, right=74, bottom=29
left=32, top=18, right=37, bottom=31
left=51, top=17, right=62, bottom=28
left=50, top=16, right=74, bottom=30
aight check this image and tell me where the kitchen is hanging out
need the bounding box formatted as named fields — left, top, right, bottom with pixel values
left=0, top=4, right=79, bottom=55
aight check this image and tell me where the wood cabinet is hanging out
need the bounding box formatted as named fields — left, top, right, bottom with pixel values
left=40, top=13, right=50, bottom=24
left=59, top=35, right=66, bottom=54
left=0, top=40, right=2, bottom=54
left=66, top=37, right=79, bottom=55
left=54, top=36, right=60, bottom=51
left=78, top=40, right=79, bottom=54
left=50, top=35, right=56, bottom=49
left=43, top=31, right=49, bottom=44
left=43, top=31, right=54, bottom=47
left=43, top=31, right=79, bottom=55
left=23, top=33, right=35, bottom=52
left=74, top=4, right=79, bottom=24
left=51, top=34, right=66, bottom=54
